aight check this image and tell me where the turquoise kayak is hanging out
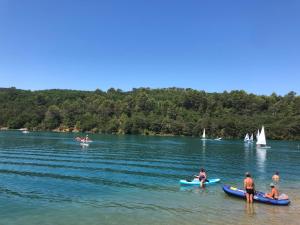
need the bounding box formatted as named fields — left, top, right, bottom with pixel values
left=180, top=178, right=221, bottom=185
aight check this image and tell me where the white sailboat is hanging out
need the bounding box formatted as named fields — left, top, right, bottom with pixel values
left=256, top=126, right=270, bottom=148
left=256, top=129, right=260, bottom=140
left=249, top=133, right=254, bottom=142
left=201, top=128, right=206, bottom=140
left=244, top=133, right=249, bottom=142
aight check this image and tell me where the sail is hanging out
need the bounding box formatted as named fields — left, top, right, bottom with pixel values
left=202, top=129, right=206, bottom=139
left=244, top=133, right=249, bottom=142
left=256, top=129, right=260, bottom=140
left=256, top=126, right=266, bottom=146
left=250, top=133, right=254, bottom=142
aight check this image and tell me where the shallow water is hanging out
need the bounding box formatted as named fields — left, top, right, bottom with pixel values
left=0, top=131, right=299, bottom=225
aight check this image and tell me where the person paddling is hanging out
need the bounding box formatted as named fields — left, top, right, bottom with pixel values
left=195, top=168, right=207, bottom=187
left=265, top=183, right=279, bottom=199
left=265, top=182, right=289, bottom=200
left=244, top=172, right=255, bottom=203
left=75, top=137, right=81, bottom=141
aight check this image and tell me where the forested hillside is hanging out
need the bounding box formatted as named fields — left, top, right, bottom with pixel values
left=0, top=87, right=299, bottom=140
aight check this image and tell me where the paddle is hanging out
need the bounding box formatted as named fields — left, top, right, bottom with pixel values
left=188, top=175, right=209, bottom=183
left=186, top=175, right=198, bottom=182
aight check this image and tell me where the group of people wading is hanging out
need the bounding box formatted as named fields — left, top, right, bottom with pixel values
left=243, top=171, right=288, bottom=203
left=194, top=168, right=288, bottom=202
left=75, top=135, right=92, bottom=143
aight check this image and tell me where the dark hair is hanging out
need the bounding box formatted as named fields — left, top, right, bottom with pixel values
left=245, top=172, right=251, bottom=177
left=200, top=168, right=205, bottom=172
left=275, top=171, right=279, bottom=175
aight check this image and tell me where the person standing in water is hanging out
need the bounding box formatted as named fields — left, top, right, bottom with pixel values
left=244, top=172, right=255, bottom=203
left=272, top=171, right=280, bottom=184
left=85, top=135, right=89, bottom=142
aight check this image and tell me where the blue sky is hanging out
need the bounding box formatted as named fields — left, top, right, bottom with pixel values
left=0, top=0, right=299, bottom=95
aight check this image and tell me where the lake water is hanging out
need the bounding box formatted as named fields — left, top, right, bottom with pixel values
left=0, top=131, right=299, bottom=225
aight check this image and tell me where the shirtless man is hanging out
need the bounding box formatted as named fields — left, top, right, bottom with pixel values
left=272, top=171, right=280, bottom=184
left=244, top=172, right=255, bottom=203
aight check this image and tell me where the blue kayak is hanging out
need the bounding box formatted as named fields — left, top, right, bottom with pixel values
left=180, top=178, right=221, bottom=185
left=222, top=185, right=290, bottom=206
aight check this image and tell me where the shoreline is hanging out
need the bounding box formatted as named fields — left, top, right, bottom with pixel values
left=1, top=127, right=300, bottom=141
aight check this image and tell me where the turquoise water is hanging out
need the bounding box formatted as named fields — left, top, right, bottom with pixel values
left=0, top=131, right=299, bottom=225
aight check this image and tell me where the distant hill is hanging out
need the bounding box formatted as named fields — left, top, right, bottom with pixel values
left=0, top=87, right=299, bottom=140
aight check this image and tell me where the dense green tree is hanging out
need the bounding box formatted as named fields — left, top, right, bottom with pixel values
left=0, top=87, right=299, bottom=140
left=44, top=105, right=61, bottom=129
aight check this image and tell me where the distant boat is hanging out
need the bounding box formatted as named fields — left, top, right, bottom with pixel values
left=214, top=137, right=222, bottom=141
left=20, top=128, right=29, bottom=133
left=201, top=128, right=207, bottom=140
left=256, top=126, right=270, bottom=148
left=81, top=139, right=93, bottom=143
left=75, top=136, right=93, bottom=143
left=244, top=133, right=249, bottom=142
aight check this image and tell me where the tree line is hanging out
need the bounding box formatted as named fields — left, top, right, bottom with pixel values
left=0, top=87, right=299, bottom=140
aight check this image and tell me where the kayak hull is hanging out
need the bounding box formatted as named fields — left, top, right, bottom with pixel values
left=80, top=143, right=89, bottom=147
left=222, top=185, right=290, bottom=206
left=180, top=178, right=221, bottom=185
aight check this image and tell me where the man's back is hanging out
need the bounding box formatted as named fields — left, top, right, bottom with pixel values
left=244, top=177, right=254, bottom=189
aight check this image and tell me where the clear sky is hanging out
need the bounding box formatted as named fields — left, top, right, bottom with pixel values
left=0, top=0, right=299, bottom=95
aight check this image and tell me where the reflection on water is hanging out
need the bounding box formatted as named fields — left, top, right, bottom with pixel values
left=179, top=185, right=205, bottom=193
left=244, top=142, right=250, bottom=150
left=202, top=139, right=206, bottom=146
left=202, top=140, right=206, bottom=152
left=256, top=148, right=267, bottom=173
left=245, top=203, right=255, bottom=217
left=244, top=142, right=254, bottom=150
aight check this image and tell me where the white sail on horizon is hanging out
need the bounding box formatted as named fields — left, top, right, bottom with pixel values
left=202, top=128, right=206, bottom=139
left=256, top=129, right=260, bottom=140
left=244, top=133, right=249, bottom=142
left=256, top=126, right=266, bottom=146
